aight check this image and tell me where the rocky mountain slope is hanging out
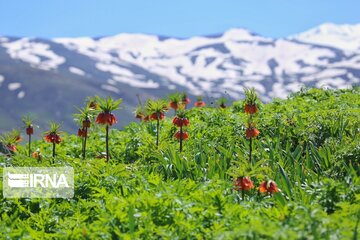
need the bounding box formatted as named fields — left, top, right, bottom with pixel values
left=0, top=23, right=359, bottom=132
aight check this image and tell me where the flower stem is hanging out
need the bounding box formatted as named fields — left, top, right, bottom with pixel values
left=180, top=126, right=183, bottom=152
left=28, top=134, right=31, bottom=157
left=83, top=127, right=87, bottom=160
left=52, top=142, right=55, bottom=163
left=242, top=190, right=245, bottom=201
left=106, top=125, right=109, bottom=163
left=156, top=114, right=160, bottom=148
left=249, top=137, right=253, bottom=163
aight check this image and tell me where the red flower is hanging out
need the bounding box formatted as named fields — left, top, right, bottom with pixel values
left=259, top=180, right=279, bottom=194
left=220, top=103, right=226, bottom=109
left=44, top=133, right=62, bottom=144
left=244, top=104, right=258, bottom=114
left=246, top=127, right=260, bottom=139
left=77, top=128, right=87, bottom=138
left=15, top=135, right=22, bottom=143
left=194, top=101, right=206, bottom=107
left=169, top=101, right=180, bottom=110
left=82, top=119, right=91, bottom=128
left=89, top=101, right=99, bottom=110
left=172, top=116, right=190, bottom=127
left=143, top=115, right=150, bottom=122
left=135, top=113, right=144, bottom=120
left=96, top=153, right=110, bottom=159
left=26, top=126, right=34, bottom=135
left=7, top=144, right=16, bottom=152
left=150, top=112, right=165, bottom=121
left=234, top=177, right=254, bottom=191
left=96, top=112, right=117, bottom=126
left=32, top=151, right=41, bottom=161
left=182, top=97, right=191, bottom=105
left=174, top=131, right=189, bottom=140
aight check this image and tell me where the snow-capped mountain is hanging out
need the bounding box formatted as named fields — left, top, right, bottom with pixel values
left=290, top=23, right=360, bottom=52
left=0, top=23, right=359, bottom=131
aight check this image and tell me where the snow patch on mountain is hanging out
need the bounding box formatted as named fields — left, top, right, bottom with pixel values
left=0, top=75, right=4, bottom=86
left=291, top=23, right=360, bottom=51
left=17, top=91, right=25, bottom=99
left=69, top=66, right=85, bottom=76
left=101, top=84, right=120, bottom=93
left=8, top=82, right=21, bottom=91
left=2, top=38, right=66, bottom=70
left=0, top=37, right=8, bottom=43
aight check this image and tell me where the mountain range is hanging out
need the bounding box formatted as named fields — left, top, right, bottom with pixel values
left=0, top=23, right=359, bottom=132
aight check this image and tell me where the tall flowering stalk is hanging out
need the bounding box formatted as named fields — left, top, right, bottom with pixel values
left=74, top=105, right=94, bottom=160
left=146, top=99, right=168, bottom=148
left=168, top=92, right=183, bottom=115
left=22, top=115, right=35, bottom=157
left=244, top=88, right=260, bottom=163
left=44, top=122, right=62, bottom=162
left=95, top=96, right=122, bottom=162
left=172, top=110, right=190, bottom=152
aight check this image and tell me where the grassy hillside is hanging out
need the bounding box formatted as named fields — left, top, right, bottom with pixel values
left=0, top=87, right=359, bottom=239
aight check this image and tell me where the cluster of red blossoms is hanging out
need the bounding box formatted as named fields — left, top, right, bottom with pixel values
left=26, top=125, right=34, bottom=135
left=77, top=119, right=91, bottom=138
left=77, top=128, right=88, bottom=138
left=150, top=112, right=165, bottom=121
left=44, top=133, right=62, bottom=144
left=194, top=96, right=206, bottom=107
left=234, top=177, right=279, bottom=195
left=245, top=124, right=260, bottom=138
left=96, top=112, right=117, bottom=126
left=173, top=115, right=190, bottom=141
left=244, top=103, right=258, bottom=115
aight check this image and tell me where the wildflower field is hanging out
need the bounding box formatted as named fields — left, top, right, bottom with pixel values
left=0, top=88, right=359, bottom=239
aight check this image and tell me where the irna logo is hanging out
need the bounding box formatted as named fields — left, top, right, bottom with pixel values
left=3, top=167, right=74, bottom=198
left=8, top=173, right=69, bottom=188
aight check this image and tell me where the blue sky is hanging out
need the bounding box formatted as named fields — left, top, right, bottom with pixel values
left=0, top=0, right=359, bottom=38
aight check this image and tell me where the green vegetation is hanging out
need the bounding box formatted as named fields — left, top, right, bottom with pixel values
left=0, top=88, right=359, bottom=239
